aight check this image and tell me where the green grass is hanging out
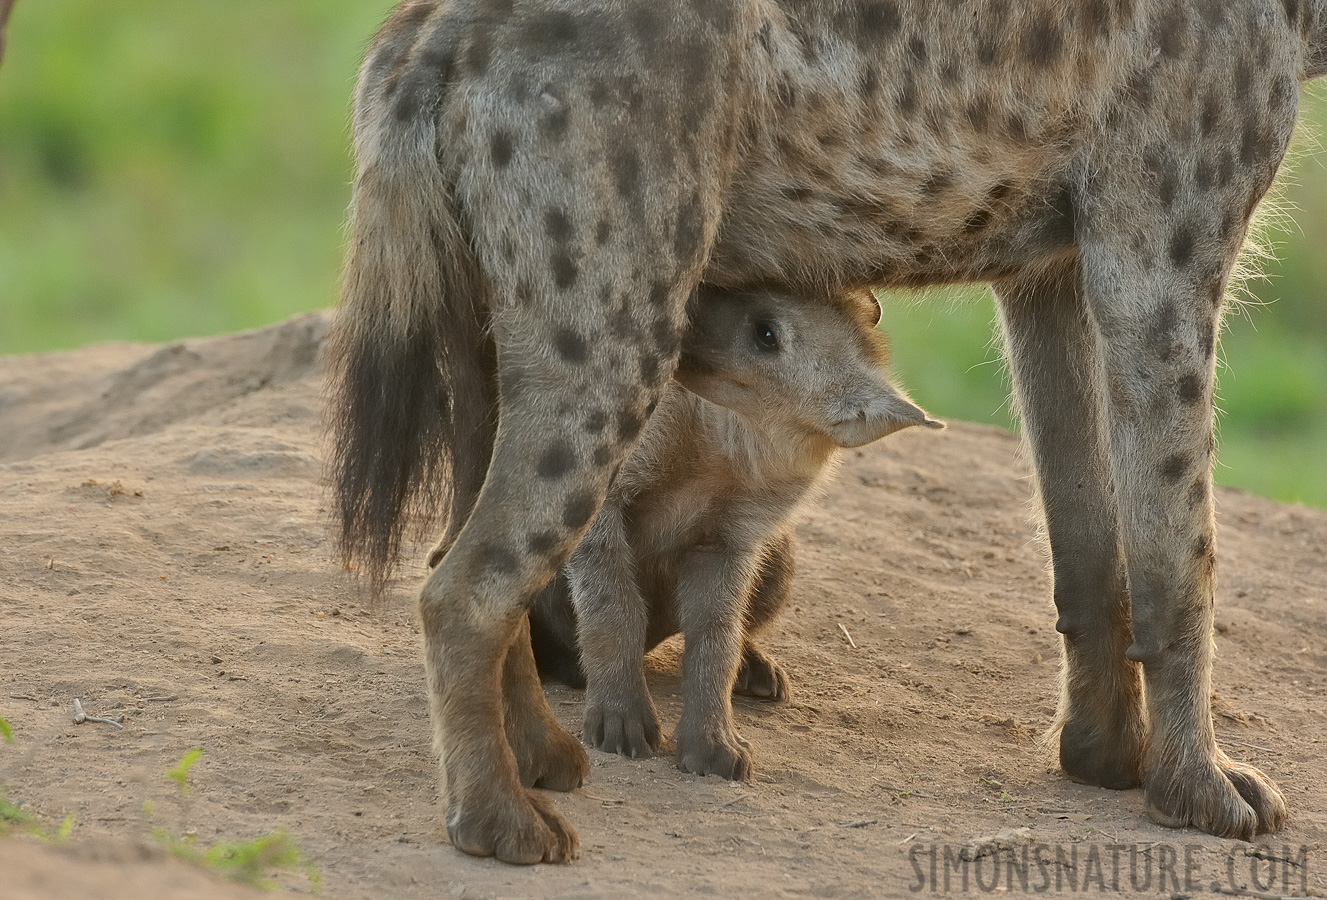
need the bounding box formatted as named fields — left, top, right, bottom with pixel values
left=1, top=4, right=1324, bottom=508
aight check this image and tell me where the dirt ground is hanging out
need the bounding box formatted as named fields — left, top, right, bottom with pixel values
left=0, top=313, right=1323, bottom=899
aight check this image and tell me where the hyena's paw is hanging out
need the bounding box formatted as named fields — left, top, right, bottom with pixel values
left=446, top=783, right=579, bottom=864
left=676, top=724, right=753, bottom=782
left=1058, top=714, right=1145, bottom=791
left=733, top=645, right=790, bottom=701
left=583, top=695, right=660, bottom=759
left=1144, top=752, right=1287, bottom=840
left=508, top=715, right=589, bottom=792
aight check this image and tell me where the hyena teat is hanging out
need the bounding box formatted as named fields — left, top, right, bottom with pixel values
left=529, top=286, right=941, bottom=780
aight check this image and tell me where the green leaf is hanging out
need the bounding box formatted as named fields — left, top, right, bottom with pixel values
left=167, top=747, right=203, bottom=794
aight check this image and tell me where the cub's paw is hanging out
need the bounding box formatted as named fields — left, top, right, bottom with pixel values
left=1145, top=752, right=1287, bottom=839
left=734, top=645, right=790, bottom=701
left=446, top=783, right=578, bottom=864
left=677, top=726, right=753, bottom=782
left=583, top=695, right=660, bottom=759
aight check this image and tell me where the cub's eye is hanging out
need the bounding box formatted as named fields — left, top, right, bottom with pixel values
left=752, top=320, right=779, bottom=352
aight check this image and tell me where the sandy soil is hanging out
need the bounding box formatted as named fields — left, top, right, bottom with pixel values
left=0, top=313, right=1323, bottom=899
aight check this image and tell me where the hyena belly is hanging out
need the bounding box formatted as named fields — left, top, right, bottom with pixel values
left=708, top=1, right=1134, bottom=291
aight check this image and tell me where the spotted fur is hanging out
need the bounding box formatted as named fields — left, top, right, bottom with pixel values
left=328, top=0, right=1327, bottom=863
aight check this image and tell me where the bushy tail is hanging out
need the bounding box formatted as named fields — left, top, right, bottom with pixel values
left=325, top=108, right=495, bottom=597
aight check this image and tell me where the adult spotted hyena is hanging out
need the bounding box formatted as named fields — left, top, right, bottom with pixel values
left=328, top=0, right=1327, bottom=863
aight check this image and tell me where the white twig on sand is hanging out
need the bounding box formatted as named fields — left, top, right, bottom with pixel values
left=838, top=622, right=857, bottom=649
left=72, top=698, right=124, bottom=730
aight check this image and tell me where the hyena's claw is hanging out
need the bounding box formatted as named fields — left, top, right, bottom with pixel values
left=447, top=786, right=579, bottom=864
left=1144, top=753, right=1286, bottom=840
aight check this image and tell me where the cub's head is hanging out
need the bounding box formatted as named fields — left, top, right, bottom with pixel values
left=676, top=286, right=942, bottom=448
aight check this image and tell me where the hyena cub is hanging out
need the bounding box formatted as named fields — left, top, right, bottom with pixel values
left=529, top=285, right=941, bottom=780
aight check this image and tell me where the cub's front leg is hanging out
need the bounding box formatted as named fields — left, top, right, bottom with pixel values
left=567, top=500, right=661, bottom=759
left=674, top=543, right=758, bottom=781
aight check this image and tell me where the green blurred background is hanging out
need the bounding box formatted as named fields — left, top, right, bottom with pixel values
left=1, top=2, right=1324, bottom=508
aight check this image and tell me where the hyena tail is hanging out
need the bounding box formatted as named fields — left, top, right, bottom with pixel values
left=1304, top=0, right=1327, bottom=79
left=325, top=104, right=495, bottom=598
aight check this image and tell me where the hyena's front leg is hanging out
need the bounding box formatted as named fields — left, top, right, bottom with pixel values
left=994, top=261, right=1145, bottom=790
left=569, top=500, right=662, bottom=759
left=1081, top=222, right=1287, bottom=837
left=675, top=543, right=759, bottom=781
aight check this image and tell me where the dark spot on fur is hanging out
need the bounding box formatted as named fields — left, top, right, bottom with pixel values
left=1126, top=69, right=1154, bottom=109
left=617, top=407, right=645, bottom=444
left=545, top=208, right=574, bottom=244
left=1200, top=93, right=1222, bottom=136
left=963, top=206, right=993, bottom=233
left=652, top=320, right=680, bottom=357
left=897, top=73, right=918, bottom=114
left=965, top=100, right=992, bottom=132
left=784, top=185, right=815, bottom=202
left=673, top=196, right=706, bottom=265
left=585, top=410, right=609, bottom=433
left=1188, top=477, right=1208, bottom=508
left=854, top=1, right=902, bottom=43
left=536, top=442, right=576, bottom=479
left=554, top=327, right=589, bottom=363
left=595, top=219, right=612, bottom=245
left=1022, top=18, right=1063, bottom=67
left=1084, top=0, right=1112, bottom=36
left=921, top=169, right=953, bottom=195
left=1152, top=302, right=1178, bottom=359
left=1168, top=224, right=1196, bottom=268
left=907, top=36, right=927, bottom=61
left=462, top=30, right=492, bottom=76
left=1200, top=317, right=1217, bottom=360
left=551, top=250, right=578, bottom=289
left=639, top=352, right=660, bottom=386
left=777, top=78, right=797, bottom=108
left=1177, top=373, right=1204, bottom=405
left=610, top=146, right=641, bottom=203
left=1003, top=112, right=1029, bottom=142
left=859, top=66, right=880, bottom=99
left=591, top=445, right=613, bottom=467
left=1194, top=536, right=1215, bottom=570
left=490, top=131, right=514, bottom=168
left=561, top=490, right=598, bottom=529
left=527, top=531, right=560, bottom=556
left=1161, top=453, right=1190, bottom=482
left=477, top=543, right=519, bottom=576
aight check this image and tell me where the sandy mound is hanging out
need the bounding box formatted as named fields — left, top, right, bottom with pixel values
left=1, top=314, right=1323, bottom=898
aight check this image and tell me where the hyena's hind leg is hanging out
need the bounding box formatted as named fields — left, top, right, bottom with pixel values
left=422, top=304, right=688, bottom=862
left=734, top=529, right=795, bottom=702
left=502, top=615, right=589, bottom=791
left=994, top=261, right=1145, bottom=790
